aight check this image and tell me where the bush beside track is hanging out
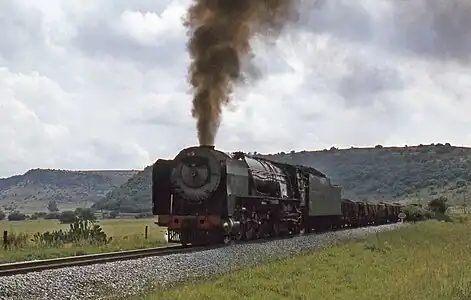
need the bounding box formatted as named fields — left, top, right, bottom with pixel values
left=0, top=218, right=167, bottom=263
left=128, top=212, right=469, bottom=300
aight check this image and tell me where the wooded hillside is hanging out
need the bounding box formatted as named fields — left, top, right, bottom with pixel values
left=94, top=143, right=471, bottom=213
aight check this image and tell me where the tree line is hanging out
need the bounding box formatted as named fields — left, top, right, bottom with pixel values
left=0, top=200, right=98, bottom=224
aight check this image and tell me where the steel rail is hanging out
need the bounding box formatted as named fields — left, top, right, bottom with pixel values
left=0, top=223, right=402, bottom=277
left=0, top=244, right=212, bottom=277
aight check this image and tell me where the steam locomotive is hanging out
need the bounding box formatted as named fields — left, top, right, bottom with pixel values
left=152, top=145, right=404, bottom=246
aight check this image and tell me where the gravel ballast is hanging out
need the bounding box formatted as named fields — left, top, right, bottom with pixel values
left=0, top=223, right=405, bottom=300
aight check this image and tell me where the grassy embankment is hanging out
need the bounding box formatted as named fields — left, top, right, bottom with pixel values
left=0, top=218, right=166, bottom=263
left=136, top=216, right=471, bottom=300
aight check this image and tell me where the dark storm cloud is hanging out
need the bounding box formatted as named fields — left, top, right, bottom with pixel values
left=297, top=0, right=471, bottom=63
left=392, top=0, right=471, bottom=63
left=289, top=0, right=470, bottom=110
left=337, top=62, right=403, bottom=107
left=297, top=54, right=403, bottom=109
left=298, top=0, right=373, bottom=44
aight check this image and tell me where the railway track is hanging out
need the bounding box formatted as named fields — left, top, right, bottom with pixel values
left=0, top=232, right=325, bottom=277
left=0, top=234, right=295, bottom=277
left=0, top=244, right=213, bottom=277
left=0, top=224, right=401, bottom=277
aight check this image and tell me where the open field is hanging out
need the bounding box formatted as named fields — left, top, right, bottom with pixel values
left=0, top=218, right=167, bottom=263
left=135, top=216, right=471, bottom=300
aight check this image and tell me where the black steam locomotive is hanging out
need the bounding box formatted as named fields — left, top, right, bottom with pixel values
left=152, top=145, right=403, bottom=246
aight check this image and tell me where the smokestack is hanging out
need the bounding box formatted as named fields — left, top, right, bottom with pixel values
left=200, top=145, right=215, bottom=150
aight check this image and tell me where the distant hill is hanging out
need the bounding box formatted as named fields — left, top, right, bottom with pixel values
left=262, top=143, right=471, bottom=202
left=0, top=169, right=139, bottom=213
left=94, top=143, right=471, bottom=213
left=92, top=166, right=153, bottom=213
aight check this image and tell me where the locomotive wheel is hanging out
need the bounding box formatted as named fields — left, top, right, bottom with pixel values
left=235, top=230, right=243, bottom=241
left=245, top=226, right=255, bottom=240
left=272, top=223, right=280, bottom=237
left=243, top=221, right=260, bottom=240
left=254, top=226, right=262, bottom=239
left=295, top=226, right=303, bottom=235
left=222, top=235, right=232, bottom=245
left=207, top=231, right=225, bottom=245
left=180, top=234, right=190, bottom=247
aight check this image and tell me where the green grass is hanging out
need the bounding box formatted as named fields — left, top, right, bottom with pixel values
left=0, top=218, right=167, bottom=263
left=133, top=217, right=471, bottom=300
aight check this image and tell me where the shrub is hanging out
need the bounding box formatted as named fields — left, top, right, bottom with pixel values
left=74, top=208, right=96, bottom=221
left=3, top=232, right=29, bottom=249
left=30, top=212, right=48, bottom=220
left=8, top=211, right=26, bottom=221
left=59, top=211, right=78, bottom=224
left=402, top=204, right=432, bottom=222
left=428, top=196, right=450, bottom=214
left=402, top=199, right=453, bottom=223
left=47, top=200, right=59, bottom=212
left=30, top=219, right=111, bottom=247
left=44, top=212, right=61, bottom=220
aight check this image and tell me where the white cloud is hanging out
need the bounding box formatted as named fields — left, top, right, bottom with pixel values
left=0, top=0, right=470, bottom=177
left=117, top=1, right=186, bottom=46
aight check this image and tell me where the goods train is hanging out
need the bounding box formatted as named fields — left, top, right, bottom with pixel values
left=152, top=145, right=404, bottom=246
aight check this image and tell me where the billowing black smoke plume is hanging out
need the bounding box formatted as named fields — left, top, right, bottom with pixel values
left=184, top=0, right=299, bottom=146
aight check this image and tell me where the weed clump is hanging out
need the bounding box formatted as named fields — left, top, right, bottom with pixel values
left=3, top=219, right=110, bottom=250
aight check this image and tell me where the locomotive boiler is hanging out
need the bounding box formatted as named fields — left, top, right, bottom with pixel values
left=152, top=145, right=403, bottom=246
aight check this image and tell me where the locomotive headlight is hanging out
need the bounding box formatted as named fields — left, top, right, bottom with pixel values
left=180, top=158, right=210, bottom=189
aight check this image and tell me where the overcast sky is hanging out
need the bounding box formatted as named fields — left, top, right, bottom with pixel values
left=1, top=0, right=470, bottom=177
